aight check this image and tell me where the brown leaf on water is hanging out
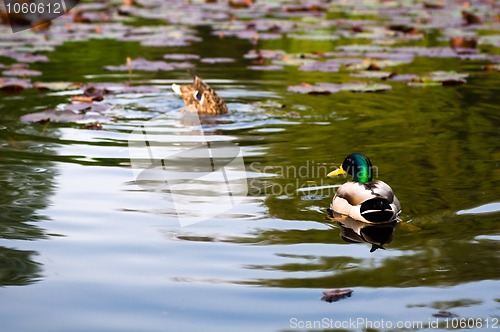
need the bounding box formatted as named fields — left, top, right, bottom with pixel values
left=71, top=95, right=103, bottom=103
left=283, top=4, right=326, bottom=12
left=450, top=37, right=477, bottom=49
left=84, top=122, right=103, bottom=130
left=287, top=82, right=341, bottom=95
left=0, top=78, right=32, bottom=92
left=105, top=57, right=193, bottom=72
left=34, top=82, right=84, bottom=92
left=423, top=1, right=444, bottom=9
left=8, top=53, right=49, bottom=63
left=484, top=64, right=500, bottom=72
left=64, top=102, right=109, bottom=113
left=229, top=0, right=254, bottom=9
left=387, top=24, right=421, bottom=35
left=432, top=311, right=459, bottom=318
left=462, top=10, right=482, bottom=25
left=2, top=64, right=42, bottom=77
left=200, top=57, right=236, bottom=64
left=163, top=53, right=200, bottom=61
left=20, top=109, right=85, bottom=123
left=321, top=289, right=353, bottom=303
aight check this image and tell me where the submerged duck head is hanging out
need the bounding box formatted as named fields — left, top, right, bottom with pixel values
left=327, top=152, right=373, bottom=183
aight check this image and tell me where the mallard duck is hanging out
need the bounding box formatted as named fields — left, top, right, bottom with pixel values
left=172, top=76, right=228, bottom=115
left=327, top=152, right=401, bottom=223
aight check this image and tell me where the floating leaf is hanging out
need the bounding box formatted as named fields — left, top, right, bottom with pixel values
left=340, top=82, right=392, bottom=92
left=20, top=109, right=85, bottom=123
left=104, top=57, right=193, bottom=71
left=450, top=36, right=477, bottom=49
left=409, top=71, right=469, bottom=86
left=2, top=68, right=42, bottom=77
left=462, top=10, right=482, bottom=25
left=0, top=78, right=31, bottom=92
left=350, top=71, right=394, bottom=79
left=163, top=53, right=200, bottom=60
left=81, top=83, right=161, bottom=94
left=484, top=64, right=500, bottom=72
left=71, top=95, right=103, bottom=103
left=385, top=74, right=419, bottom=81
left=200, top=57, right=235, bottom=64
left=337, top=44, right=386, bottom=53
left=288, top=33, right=339, bottom=41
left=34, top=81, right=84, bottom=91
left=345, top=59, right=406, bottom=71
left=247, top=65, right=284, bottom=71
left=7, top=53, right=49, bottom=63
left=407, top=80, right=443, bottom=87
left=423, top=1, right=444, bottom=9
left=64, top=102, right=109, bottom=113
left=84, top=122, right=103, bottom=130
left=287, top=82, right=341, bottom=95
left=432, top=311, right=459, bottom=318
left=141, top=37, right=201, bottom=47
left=321, top=289, right=353, bottom=303
left=299, top=61, right=340, bottom=72
left=244, top=49, right=286, bottom=60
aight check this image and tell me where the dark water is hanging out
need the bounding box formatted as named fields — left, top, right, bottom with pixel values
left=1, top=3, right=499, bottom=332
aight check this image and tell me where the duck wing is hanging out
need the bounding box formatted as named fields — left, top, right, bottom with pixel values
left=333, top=181, right=400, bottom=223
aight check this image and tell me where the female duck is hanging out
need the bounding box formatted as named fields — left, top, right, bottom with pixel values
left=327, top=153, right=401, bottom=223
left=172, top=76, right=228, bottom=115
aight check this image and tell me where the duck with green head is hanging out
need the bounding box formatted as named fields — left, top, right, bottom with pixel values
left=327, top=153, right=401, bottom=223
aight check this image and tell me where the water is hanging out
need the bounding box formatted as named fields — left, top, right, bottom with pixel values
left=1, top=4, right=500, bottom=331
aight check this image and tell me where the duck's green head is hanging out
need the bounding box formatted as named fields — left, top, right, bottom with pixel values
left=327, top=152, right=373, bottom=183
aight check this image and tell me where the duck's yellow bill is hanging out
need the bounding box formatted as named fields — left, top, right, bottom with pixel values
left=327, top=166, right=346, bottom=177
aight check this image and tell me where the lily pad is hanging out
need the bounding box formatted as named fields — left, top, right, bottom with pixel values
left=34, top=81, right=84, bottom=91
left=8, top=53, right=49, bottom=63
left=287, top=83, right=341, bottom=95
left=340, top=82, right=392, bottom=92
left=244, top=49, right=286, bottom=60
left=163, top=53, right=200, bottom=60
left=200, top=57, right=235, bottom=64
left=407, top=80, right=443, bottom=87
left=64, top=102, right=109, bottom=113
left=484, top=64, right=500, bottom=72
left=321, top=289, right=353, bottom=303
left=409, top=71, right=469, bottom=86
left=350, top=71, right=394, bottom=79
left=141, top=37, right=201, bottom=47
left=385, top=74, right=419, bottom=81
left=345, top=59, right=406, bottom=71
left=0, top=78, right=31, bottom=92
left=2, top=67, right=42, bottom=77
left=20, top=109, right=85, bottom=123
left=299, top=61, right=340, bottom=72
left=81, top=83, right=161, bottom=94
left=247, top=65, right=284, bottom=71
left=288, top=33, right=339, bottom=41
left=104, top=57, right=193, bottom=72
left=433, top=311, right=459, bottom=318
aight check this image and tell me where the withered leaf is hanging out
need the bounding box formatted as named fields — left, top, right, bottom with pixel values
left=321, top=289, right=353, bottom=303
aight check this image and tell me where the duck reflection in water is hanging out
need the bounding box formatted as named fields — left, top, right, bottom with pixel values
left=327, top=208, right=398, bottom=252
